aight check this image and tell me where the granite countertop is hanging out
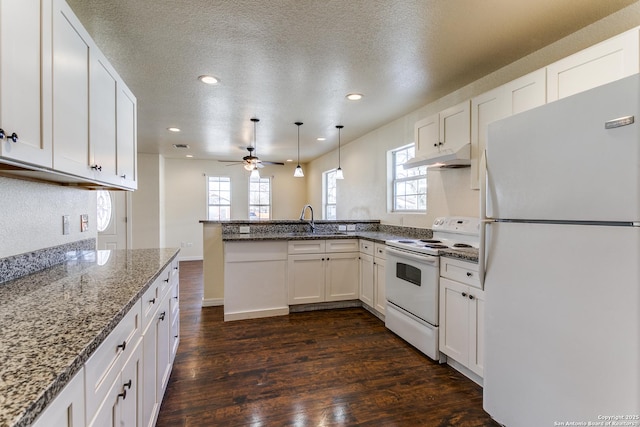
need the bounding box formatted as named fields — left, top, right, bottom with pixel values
left=222, top=231, right=479, bottom=262
left=0, top=248, right=179, bottom=427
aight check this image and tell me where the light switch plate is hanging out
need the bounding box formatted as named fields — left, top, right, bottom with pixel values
left=80, top=214, right=89, bottom=232
left=346, top=224, right=356, bottom=231
left=62, top=215, right=70, bottom=235
left=239, top=226, right=250, bottom=234
left=338, top=225, right=347, bottom=231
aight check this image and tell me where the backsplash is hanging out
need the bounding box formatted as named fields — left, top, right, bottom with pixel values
left=0, top=238, right=96, bottom=285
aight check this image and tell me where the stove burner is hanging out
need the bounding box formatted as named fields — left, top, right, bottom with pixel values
left=452, top=243, right=473, bottom=248
left=424, top=244, right=449, bottom=249
left=397, top=240, right=416, bottom=244
left=420, top=239, right=442, bottom=243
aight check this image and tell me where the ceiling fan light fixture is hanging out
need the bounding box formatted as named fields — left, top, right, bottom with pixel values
left=294, top=122, right=304, bottom=178
left=198, top=75, right=219, bottom=85
left=250, top=168, right=260, bottom=179
left=336, top=125, right=344, bottom=180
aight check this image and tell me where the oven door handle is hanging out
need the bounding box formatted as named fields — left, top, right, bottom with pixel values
left=385, top=247, right=439, bottom=265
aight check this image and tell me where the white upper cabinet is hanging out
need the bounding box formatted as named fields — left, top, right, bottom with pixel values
left=117, top=83, right=137, bottom=189
left=547, top=29, right=640, bottom=102
left=52, top=0, right=92, bottom=179
left=0, top=0, right=53, bottom=167
left=470, top=69, right=546, bottom=189
left=415, top=101, right=470, bottom=160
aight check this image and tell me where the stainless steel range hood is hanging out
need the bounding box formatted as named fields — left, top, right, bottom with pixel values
left=403, top=143, right=471, bottom=169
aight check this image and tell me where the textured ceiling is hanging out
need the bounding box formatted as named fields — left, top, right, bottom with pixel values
left=66, top=0, right=636, bottom=163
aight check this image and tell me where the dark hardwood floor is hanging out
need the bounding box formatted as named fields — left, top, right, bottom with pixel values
left=156, top=261, right=499, bottom=427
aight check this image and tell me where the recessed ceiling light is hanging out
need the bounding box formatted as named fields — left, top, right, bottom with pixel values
left=198, top=75, right=219, bottom=85
left=346, top=93, right=363, bottom=101
left=186, top=154, right=194, bottom=158
left=317, top=137, right=326, bottom=141
left=167, top=127, right=181, bottom=132
left=286, top=159, right=293, bottom=162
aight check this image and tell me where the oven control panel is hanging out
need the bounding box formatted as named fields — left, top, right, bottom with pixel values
left=432, top=216, right=480, bottom=235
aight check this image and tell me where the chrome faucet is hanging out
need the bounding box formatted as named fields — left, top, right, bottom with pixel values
left=299, top=204, right=315, bottom=233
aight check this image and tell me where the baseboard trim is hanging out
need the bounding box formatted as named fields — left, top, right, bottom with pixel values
left=202, top=298, right=224, bottom=307
left=224, top=307, right=289, bottom=321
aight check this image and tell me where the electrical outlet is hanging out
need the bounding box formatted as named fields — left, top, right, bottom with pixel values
left=239, top=226, right=250, bottom=234
left=186, top=242, right=193, bottom=247
left=338, top=225, right=347, bottom=231
left=62, top=215, right=70, bottom=235
left=346, top=224, right=356, bottom=231
left=80, top=214, right=89, bottom=232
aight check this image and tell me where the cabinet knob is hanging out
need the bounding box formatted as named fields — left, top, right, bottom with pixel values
left=159, top=311, right=166, bottom=321
left=438, top=142, right=443, bottom=146
left=149, top=297, right=156, bottom=304
left=174, top=335, right=179, bottom=338
left=91, top=164, right=102, bottom=171
left=124, top=379, right=132, bottom=389
left=433, top=143, right=438, bottom=147
left=164, top=278, right=170, bottom=283
left=466, top=272, right=472, bottom=277
left=0, top=128, right=4, bottom=139
left=118, top=389, right=127, bottom=401
left=461, top=292, right=467, bottom=298
left=469, top=294, right=475, bottom=300
left=9, top=132, right=17, bottom=142
left=120, top=174, right=127, bottom=179
left=173, top=295, right=178, bottom=300
left=117, top=340, right=127, bottom=351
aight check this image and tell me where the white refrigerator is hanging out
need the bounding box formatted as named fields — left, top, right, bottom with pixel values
left=482, top=74, right=640, bottom=426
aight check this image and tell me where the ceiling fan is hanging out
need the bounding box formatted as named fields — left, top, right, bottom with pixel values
left=219, top=118, right=284, bottom=170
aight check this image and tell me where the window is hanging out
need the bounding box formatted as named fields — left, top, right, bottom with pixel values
left=249, top=176, right=271, bottom=220
left=96, top=190, right=112, bottom=232
left=323, top=169, right=337, bottom=220
left=392, top=144, right=427, bottom=211
left=207, top=177, right=231, bottom=220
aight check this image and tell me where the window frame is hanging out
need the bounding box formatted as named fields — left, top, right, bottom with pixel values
left=206, top=176, right=231, bottom=221
left=323, top=169, right=337, bottom=220
left=391, top=144, right=427, bottom=213
left=248, top=176, right=272, bottom=221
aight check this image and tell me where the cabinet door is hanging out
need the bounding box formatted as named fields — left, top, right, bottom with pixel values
left=414, top=113, right=439, bottom=158
left=373, top=258, right=386, bottom=315
left=470, top=86, right=509, bottom=189
left=439, top=100, right=470, bottom=152
left=0, top=0, right=53, bottom=167
left=505, top=68, right=546, bottom=116
left=90, top=48, right=117, bottom=183
left=142, top=321, right=158, bottom=427
left=170, top=281, right=180, bottom=362
left=288, top=254, right=325, bottom=304
left=117, top=82, right=137, bottom=189
left=439, top=278, right=469, bottom=362
left=325, top=252, right=359, bottom=301
left=547, top=29, right=639, bottom=102
left=359, top=253, right=374, bottom=306
left=120, top=338, right=143, bottom=427
left=87, top=374, right=120, bottom=427
left=156, top=294, right=172, bottom=404
left=52, top=0, right=92, bottom=178
left=468, top=288, right=485, bottom=377
left=31, top=368, right=84, bottom=427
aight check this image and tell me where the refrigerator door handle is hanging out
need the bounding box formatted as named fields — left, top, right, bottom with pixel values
left=479, top=149, right=490, bottom=287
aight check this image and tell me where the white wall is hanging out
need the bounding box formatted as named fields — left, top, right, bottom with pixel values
left=0, top=176, right=96, bottom=258
left=306, top=3, right=640, bottom=227
left=162, top=158, right=307, bottom=260
left=132, top=153, right=165, bottom=249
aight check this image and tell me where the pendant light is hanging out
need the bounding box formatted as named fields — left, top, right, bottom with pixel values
left=294, top=122, right=304, bottom=177
left=248, top=118, right=260, bottom=179
left=335, top=125, right=344, bottom=179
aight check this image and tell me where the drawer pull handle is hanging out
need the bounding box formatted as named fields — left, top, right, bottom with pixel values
left=9, top=132, right=18, bottom=142
left=124, top=379, right=132, bottom=389
left=117, top=341, right=126, bottom=351
left=159, top=311, right=166, bottom=321
left=91, top=164, right=102, bottom=171
left=164, top=278, right=170, bottom=283
left=118, top=389, right=127, bottom=400
left=0, top=128, right=4, bottom=139
left=149, top=297, right=156, bottom=304
left=469, top=294, right=475, bottom=300
left=120, top=174, right=127, bottom=179
left=173, top=296, right=178, bottom=300
left=174, top=335, right=179, bottom=338
left=466, top=272, right=472, bottom=277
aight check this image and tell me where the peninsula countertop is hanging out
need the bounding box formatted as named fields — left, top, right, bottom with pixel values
left=0, top=248, right=179, bottom=427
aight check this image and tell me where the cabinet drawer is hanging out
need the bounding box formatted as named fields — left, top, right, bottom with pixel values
left=141, top=276, right=162, bottom=330
left=326, top=239, right=359, bottom=253
left=85, top=299, right=142, bottom=420
left=374, top=243, right=386, bottom=259
left=359, top=239, right=374, bottom=255
left=440, top=257, right=480, bottom=288
left=157, top=264, right=172, bottom=299
left=288, top=240, right=326, bottom=254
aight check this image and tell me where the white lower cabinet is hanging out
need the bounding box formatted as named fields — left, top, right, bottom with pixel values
left=439, top=258, right=484, bottom=382
left=288, top=239, right=359, bottom=305
left=33, top=260, right=179, bottom=427
left=373, top=244, right=386, bottom=315
left=31, top=368, right=84, bottom=427
left=358, top=241, right=386, bottom=316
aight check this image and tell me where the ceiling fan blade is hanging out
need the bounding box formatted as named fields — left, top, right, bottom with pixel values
left=218, top=160, right=242, bottom=163
left=261, top=161, right=285, bottom=166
